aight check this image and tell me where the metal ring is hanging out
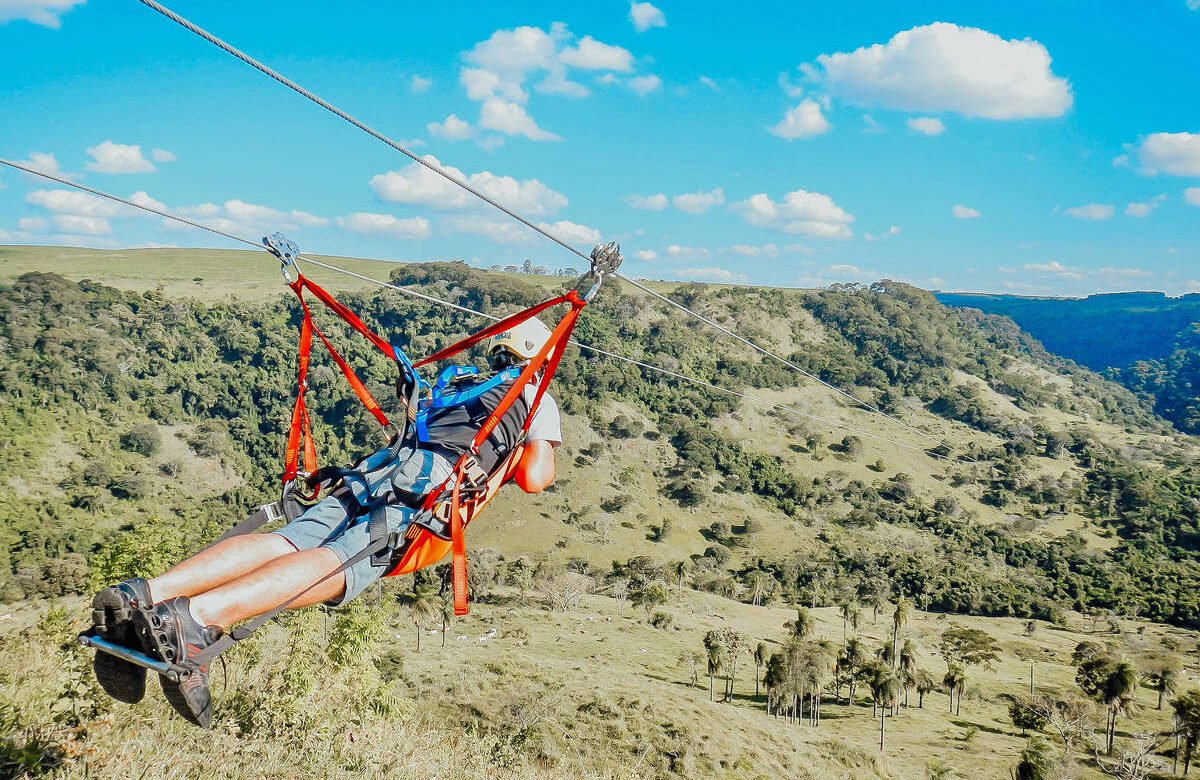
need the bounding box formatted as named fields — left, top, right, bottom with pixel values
left=280, top=259, right=299, bottom=284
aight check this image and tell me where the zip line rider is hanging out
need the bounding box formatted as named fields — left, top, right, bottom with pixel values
left=88, top=318, right=563, bottom=727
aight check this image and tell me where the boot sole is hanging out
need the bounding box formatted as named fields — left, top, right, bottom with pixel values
left=91, top=588, right=147, bottom=704
left=133, top=607, right=212, bottom=728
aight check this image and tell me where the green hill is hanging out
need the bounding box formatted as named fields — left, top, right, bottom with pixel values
left=3, top=245, right=1200, bottom=779
left=936, top=290, right=1200, bottom=434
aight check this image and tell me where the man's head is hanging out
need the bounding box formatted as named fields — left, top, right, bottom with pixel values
left=487, top=317, right=552, bottom=371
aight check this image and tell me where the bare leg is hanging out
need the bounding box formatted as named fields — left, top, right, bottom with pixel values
left=188, top=547, right=346, bottom=630
left=148, top=533, right=298, bottom=604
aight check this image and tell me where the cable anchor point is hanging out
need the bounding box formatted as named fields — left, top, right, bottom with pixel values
left=263, top=232, right=301, bottom=283
left=576, top=241, right=623, bottom=302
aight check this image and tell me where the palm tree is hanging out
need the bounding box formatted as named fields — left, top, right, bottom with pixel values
left=405, top=583, right=439, bottom=651
left=1149, top=659, right=1180, bottom=710
left=670, top=559, right=690, bottom=598
left=840, top=601, right=857, bottom=646
left=867, top=664, right=901, bottom=751
left=891, top=598, right=912, bottom=669
left=943, top=664, right=967, bottom=715
left=754, top=642, right=768, bottom=698
left=913, top=668, right=936, bottom=708
left=438, top=596, right=454, bottom=648
left=849, top=604, right=863, bottom=638
left=897, top=638, right=918, bottom=709
left=839, top=638, right=868, bottom=705
left=787, top=607, right=814, bottom=640
left=1102, top=661, right=1138, bottom=755
left=677, top=650, right=704, bottom=688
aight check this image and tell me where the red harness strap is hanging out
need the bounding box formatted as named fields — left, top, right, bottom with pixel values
left=442, top=290, right=587, bottom=615
left=282, top=275, right=392, bottom=488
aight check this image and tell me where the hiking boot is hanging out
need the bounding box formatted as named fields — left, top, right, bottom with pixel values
left=132, top=596, right=222, bottom=728
left=90, top=577, right=154, bottom=704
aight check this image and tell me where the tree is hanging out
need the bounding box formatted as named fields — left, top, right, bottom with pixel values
left=678, top=650, right=703, bottom=688
left=891, top=598, right=913, bottom=669
left=1173, top=690, right=1200, bottom=775
left=943, top=664, right=967, bottom=716
left=704, top=630, right=728, bottom=703
left=913, top=668, right=936, bottom=709
left=1077, top=656, right=1138, bottom=755
left=866, top=662, right=901, bottom=751
left=786, top=607, right=814, bottom=640
left=403, top=582, right=439, bottom=651
left=1145, top=656, right=1180, bottom=710
left=670, top=559, right=691, bottom=597
left=838, top=638, right=869, bottom=705
left=938, top=625, right=1001, bottom=671
left=438, top=596, right=454, bottom=648
left=1008, top=694, right=1051, bottom=734
left=897, top=639, right=918, bottom=708
left=754, top=642, right=768, bottom=698
left=1013, top=735, right=1058, bottom=780
left=631, top=579, right=669, bottom=619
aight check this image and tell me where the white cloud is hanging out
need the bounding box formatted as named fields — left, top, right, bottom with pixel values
left=0, top=0, right=84, bottom=28
left=633, top=249, right=658, bottom=261
left=479, top=98, right=562, bottom=141
left=14, top=152, right=79, bottom=181
left=370, top=155, right=567, bottom=216
left=699, top=76, right=719, bottom=91
left=150, top=148, right=176, bottom=163
left=665, top=244, right=711, bottom=260
left=729, top=189, right=856, bottom=239
left=811, top=22, right=1072, bottom=119
left=169, top=199, right=329, bottom=233
left=783, top=243, right=817, bottom=254
left=1133, top=132, right=1200, bottom=176
left=128, top=190, right=167, bottom=212
left=825, top=264, right=866, bottom=277
left=410, top=75, right=433, bottom=94
left=466, top=25, right=560, bottom=77
left=907, top=117, right=945, bottom=135
left=85, top=141, right=156, bottom=174
left=952, top=204, right=981, bottom=219
left=26, top=189, right=129, bottom=217
left=0, top=228, right=34, bottom=242
left=629, top=1, right=666, bottom=32
left=1184, top=187, right=1200, bottom=206
left=730, top=244, right=779, bottom=257
left=538, top=219, right=601, bottom=246
left=675, top=267, right=747, bottom=283
left=768, top=99, right=831, bottom=139
left=445, top=216, right=536, bottom=247
left=476, top=136, right=505, bottom=152
left=627, top=74, right=662, bottom=96
left=864, top=226, right=902, bottom=241
left=779, top=72, right=806, bottom=99
left=461, top=67, right=528, bottom=103
left=1189, top=0, right=1200, bottom=9
left=336, top=212, right=431, bottom=239
left=52, top=214, right=111, bottom=235
left=427, top=114, right=476, bottom=141
left=625, top=193, right=668, bottom=210
left=1025, top=261, right=1082, bottom=279
left=672, top=187, right=724, bottom=214
left=560, top=36, right=634, bottom=71
left=1064, top=203, right=1114, bottom=220
left=1125, top=194, right=1166, bottom=217
left=17, top=216, right=47, bottom=231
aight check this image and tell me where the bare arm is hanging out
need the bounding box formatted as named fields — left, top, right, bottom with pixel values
left=514, top=439, right=556, bottom=493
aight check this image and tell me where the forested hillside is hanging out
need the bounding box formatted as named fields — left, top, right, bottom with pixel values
left=4, top=249, right=1200, bottom=778
left=937, top=290, right=1200, bottom=434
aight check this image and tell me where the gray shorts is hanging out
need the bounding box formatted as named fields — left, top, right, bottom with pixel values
left=273, top=447, right=453, bottom=605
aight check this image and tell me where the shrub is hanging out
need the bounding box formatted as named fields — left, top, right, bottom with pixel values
left=119, top=423, right=160, bottom=456
left=650, top=611, right=674, bottom=630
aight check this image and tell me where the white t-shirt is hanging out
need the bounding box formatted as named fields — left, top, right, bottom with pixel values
left=523, top=386, right=562, bottom=446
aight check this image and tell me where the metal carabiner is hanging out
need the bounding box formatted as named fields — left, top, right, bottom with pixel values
left=263, top=232, right=302, bottom=283
left=575, top=241, right=624, bottom=302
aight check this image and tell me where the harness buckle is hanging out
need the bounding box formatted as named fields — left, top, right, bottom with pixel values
left=263, top=232, right=302, bottom=283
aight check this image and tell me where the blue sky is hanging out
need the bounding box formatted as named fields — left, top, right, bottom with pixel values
left=0, top=0, right=1197, bottom=296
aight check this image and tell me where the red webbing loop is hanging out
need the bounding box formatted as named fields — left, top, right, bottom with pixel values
left=298, top=295, right=391, bottom=429
left=414, top=293, right=570, bottom=368
left=449, top=457, right=469, bottom=615
left=292, top=276, right=395, bottom=359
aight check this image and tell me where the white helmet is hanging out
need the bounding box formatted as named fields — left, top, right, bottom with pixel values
left=487, top=317, right=552, bottom=362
